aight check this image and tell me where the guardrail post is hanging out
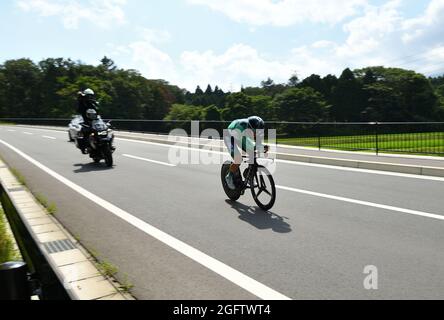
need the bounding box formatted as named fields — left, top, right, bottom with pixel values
left=317, top=124, right=321, bottom=151
left=375, top=122, right=379, bottom=155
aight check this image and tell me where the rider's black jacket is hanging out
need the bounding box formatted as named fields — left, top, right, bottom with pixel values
left=77, top=94, right=99, bottom=123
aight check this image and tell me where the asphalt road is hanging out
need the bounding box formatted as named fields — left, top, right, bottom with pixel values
left=1, top=125, right=443, bottom=300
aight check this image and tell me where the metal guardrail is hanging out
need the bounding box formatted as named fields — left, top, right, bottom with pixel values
left=1, top=118, right=444, bottom=156
left=0, top=183, right=71, bottom=300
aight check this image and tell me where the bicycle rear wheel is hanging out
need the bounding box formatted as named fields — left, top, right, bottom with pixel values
left=221, top=161, right=242, bottom=201
left=250, top=166, right=276, bottom=211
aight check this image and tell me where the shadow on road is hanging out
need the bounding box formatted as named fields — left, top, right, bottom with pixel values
left=73, top=163, right=114, bottom=173
left=225, top=200, right=292, bottom=233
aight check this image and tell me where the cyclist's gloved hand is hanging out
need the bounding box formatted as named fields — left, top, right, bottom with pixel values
left=264, top=145, right=270, bottom=153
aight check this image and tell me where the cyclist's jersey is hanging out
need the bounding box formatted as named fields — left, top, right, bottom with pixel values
left=227, top=119, right=256, bottom=152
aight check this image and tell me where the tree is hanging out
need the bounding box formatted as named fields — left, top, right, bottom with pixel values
left=273, top=87, right=329, bottom=123
left=100, top=56, right=116, bottom=72
left=331, top=68, right=366, bottom=121
left=260, top=77, right=286, bottom=97
left=164, top=104, right=204, bottom=121
left=205, top=84, right=213, bottom=95
left=221, top=92, right=253, bottom=121
left=0, top=57, right=183, bottom=120
left=273, top=87, right=329, bottom=137
left=203, top=105, right=221, bottom=121
left=261, top=77, right=275, bottom=96
left=300, top=74, right=324, bottom=95
left=0, top=59, right=41, bottom=117
left=242, top=86, right=265, bottom=96
left=195, top=86, right=204, bottom=95
left=357, top=67, right=440, bottom=121
left=288, top=73, right=299, bottom=87
left=251, top=95, right=274, bottom=121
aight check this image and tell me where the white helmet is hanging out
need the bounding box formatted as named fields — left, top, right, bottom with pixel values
left=83, top=88, right=95, bottom=96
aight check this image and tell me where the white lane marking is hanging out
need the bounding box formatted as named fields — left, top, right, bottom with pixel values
left=23, top=132, right=34, bottom=135
left=4, top=126, right=444, bottom=182
left=0, top=138, right=290, bottom=300
left=7, top=129, right=16, bottom=132
left=277, top=185, right=444, bottom=221
left=11, top=126, right=66, bottom=135
left=116, top=137, right=444, bottom=183
left=278, top=144, right=444, bottom=161
left=276, top=159, right=444, bottom=182
left=123, top=154, right=176, bottom=167
left=42, top=136, right=57, bottom=140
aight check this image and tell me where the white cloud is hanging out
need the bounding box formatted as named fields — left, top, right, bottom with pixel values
left=110, top=29, right=177, bottom=81
left=16, top=0, right=127, bottom=29
left=108, top=1, right=444, bottom=91
left=283, top=0, right=444, bottom=78
left=187, top=0, right=368, bottom=26
left=336, top=0, right=403, bottom=58
left=177, top=0, right=444, bottom=89
left=180, top=44, right=295, bottom=90
left=401, top=0, right=444, bottom=44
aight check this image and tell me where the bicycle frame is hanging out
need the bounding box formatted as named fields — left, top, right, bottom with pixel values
left=239, top=154, right=273, bottom=192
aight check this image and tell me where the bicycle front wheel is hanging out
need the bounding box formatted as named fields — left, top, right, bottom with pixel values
left=250, top=166, right=276, bottom=211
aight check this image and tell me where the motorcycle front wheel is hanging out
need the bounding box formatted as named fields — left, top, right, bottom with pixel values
left=103, top=145, right=113, bottom=167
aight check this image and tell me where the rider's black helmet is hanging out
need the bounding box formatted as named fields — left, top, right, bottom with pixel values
left=248, top=116, right=265, bottom=131
left=86, top=109, right=98, bottom=120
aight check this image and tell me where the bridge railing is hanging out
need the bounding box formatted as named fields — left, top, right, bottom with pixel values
left=1, top=118, right=443, bottom=156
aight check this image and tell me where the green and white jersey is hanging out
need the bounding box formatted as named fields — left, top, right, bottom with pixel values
left=227, top=119, right=256, bottom=152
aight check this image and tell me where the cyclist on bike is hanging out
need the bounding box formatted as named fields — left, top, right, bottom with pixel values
left=224, top=116, right=268, bottom=190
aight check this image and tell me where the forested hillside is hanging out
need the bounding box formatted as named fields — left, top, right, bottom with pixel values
left=1, top=57, right=443, bottom=122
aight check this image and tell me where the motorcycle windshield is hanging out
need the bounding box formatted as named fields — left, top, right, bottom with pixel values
left=92, top=120, right=107, bottom=132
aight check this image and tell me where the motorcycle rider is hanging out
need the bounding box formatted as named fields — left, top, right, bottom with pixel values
left=76, top=88, right=100, bottom=154
left=223, top=116, right=268, bottom=190
left=78, top=88, right=99, bottom=123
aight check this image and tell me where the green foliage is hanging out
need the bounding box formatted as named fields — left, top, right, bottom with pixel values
left=0, top=56, right=442, bottom=124
left=164, top=68, right=443, bottom=125
left=10, top=168, right=27, bottom=186
left=165, top=104, right=205, bottom=121
left=0, top=208, right=21, bottom=263
left=221, top=92, right=254, bottom=120
left=118, top=273, right=134, bottom=293
left=35, top=193, right=57, bottom=215
left=184, top=85, right=227, bottom=107
left=250, top=95, right=274, bottom=121
left=330, top=68, right=366, bottom=121
left=261, top=78, right=287, bottom=97
left=203, top=105, right=221, bottom=121
left=0, top=57, right=183, bottom=119
left=355, top=67, right=439, bottom=121
left=274, top=87, right=329, bottom=123
left=97, top=260, right=119, bottom=278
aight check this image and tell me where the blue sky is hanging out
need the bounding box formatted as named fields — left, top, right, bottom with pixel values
left=1, top=0, right=443, bottom=91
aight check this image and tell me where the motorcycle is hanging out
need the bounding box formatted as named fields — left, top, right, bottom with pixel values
left=75, top=112, right=115, bottom=167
